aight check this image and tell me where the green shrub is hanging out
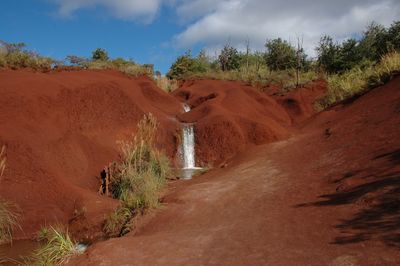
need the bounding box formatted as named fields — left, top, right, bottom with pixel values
left=25, top=226, right=77, bottom=266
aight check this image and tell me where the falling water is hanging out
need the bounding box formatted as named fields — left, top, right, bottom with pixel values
left=183, top=124, right=195, bottom=169
left=181, top=104, right=200, bottom=179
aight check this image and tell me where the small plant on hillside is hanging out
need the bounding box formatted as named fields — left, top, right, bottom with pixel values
left=24, top=226, right=77, bottom=266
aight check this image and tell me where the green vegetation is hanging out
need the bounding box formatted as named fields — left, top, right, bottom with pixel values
left=167, top=39, right=313, bottom=88
left=92, top=48, right=109, bottom=61
left=0, top=41, right=54, bottom=71
left=219, top=44, right=240, bottom=71
left=104, top=113, right=171, bottom=237
left=316, top=51, right=400, bottom=109
left=0, top=41, right=153, bottom=77
left=103, top=206, right=132, bottom=237
left=265, top=38, right=297, bottom=71
left=24, top=226, right=78, bottom=266
left=67, top=49, right=154, bottom=77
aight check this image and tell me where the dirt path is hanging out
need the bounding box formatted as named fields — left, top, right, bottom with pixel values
left=71, top=133, right=399, bottom=265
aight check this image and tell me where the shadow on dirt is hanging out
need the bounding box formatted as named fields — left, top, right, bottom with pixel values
left=296, top=149, right=400, bottom=247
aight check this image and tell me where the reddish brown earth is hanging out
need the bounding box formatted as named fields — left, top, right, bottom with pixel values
left=1, top=69, right=399, bottom=265
left=70, top=77, right=400, bottom=265
left=0, top=69, right=183, bottom=241
left=0, top=71, right=293, bottom=244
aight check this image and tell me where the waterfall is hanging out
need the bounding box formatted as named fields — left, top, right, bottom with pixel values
left=182, top=124, right=195, bottom=169
left=182, top=104, right=196, bottom=169
left=181, top=104, right=200, bottom=179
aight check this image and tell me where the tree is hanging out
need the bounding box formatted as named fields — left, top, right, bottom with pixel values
left=218, top=44, right=240, bottom=71
left=387, top=21, right=400, bottom=51
left=337, top=38, right=364, bottom=70
left=193, top=49, right=210, bottom=73
left=264, top=38, right=297, bottom=71
left=359, top=22, right=388, bottom=61
left=166, top=54, right=196, bottom=79
left=92, top=48, right=109, bottom=61
left=316, top=35, right=341, bottom=74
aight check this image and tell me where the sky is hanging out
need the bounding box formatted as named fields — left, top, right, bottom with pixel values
left=1, top=0, right=400, bottom=73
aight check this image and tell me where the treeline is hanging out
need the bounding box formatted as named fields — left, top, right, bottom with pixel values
left=167, top=21, right=400, bottom=81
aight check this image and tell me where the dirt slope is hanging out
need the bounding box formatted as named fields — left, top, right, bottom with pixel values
left=0, top=69, right=183, bottom=240
left=71, top=77, right=400, bottom=265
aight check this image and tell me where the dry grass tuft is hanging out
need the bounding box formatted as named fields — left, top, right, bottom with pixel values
left=0, top=200, right=20, bottom=244
left=24, top=226, right=78, bottom=266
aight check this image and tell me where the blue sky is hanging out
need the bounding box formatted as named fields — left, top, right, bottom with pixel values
left=1, top=0, right=399, bottom=73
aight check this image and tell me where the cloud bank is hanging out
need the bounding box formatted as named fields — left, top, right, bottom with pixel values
left=173, top=0, right=400, bottom=55
left=53, top=0, right=400, bottom=54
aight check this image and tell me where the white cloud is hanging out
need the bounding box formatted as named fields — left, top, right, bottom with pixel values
left=53, top=0, right=163, bottom=23
left=172, top=0, right=400, bottom=56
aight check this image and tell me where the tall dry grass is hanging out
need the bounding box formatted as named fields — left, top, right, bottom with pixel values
left=0, top=145, right=20, bottom=245
left=0, top=51, right=54, bottom=71
left=104, top=113, right=171, bottom=236
left=85, top=60, right=153, bottom=78
left=316, top=51, right=400, bottom=109
left=0, top=201, right=20, bottom=244
left=156, top=76, right=179, bottom=92
left=183, top=66, right=318, bottom=89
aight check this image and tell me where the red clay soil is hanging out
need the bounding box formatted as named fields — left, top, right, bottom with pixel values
left=70, top=77, right=400, bottom=265
left=266, top=79, right=327, bottom=124
left=0, top=69, right=183, bottom=241
left=173, top=80, right=293, bottom=165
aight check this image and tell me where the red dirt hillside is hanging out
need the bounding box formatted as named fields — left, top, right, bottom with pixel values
left=173, top=80, right=294, bottom=165
left=0, top=69, right=182, bottom=240
left=70, top=75, right=400, bottom=266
